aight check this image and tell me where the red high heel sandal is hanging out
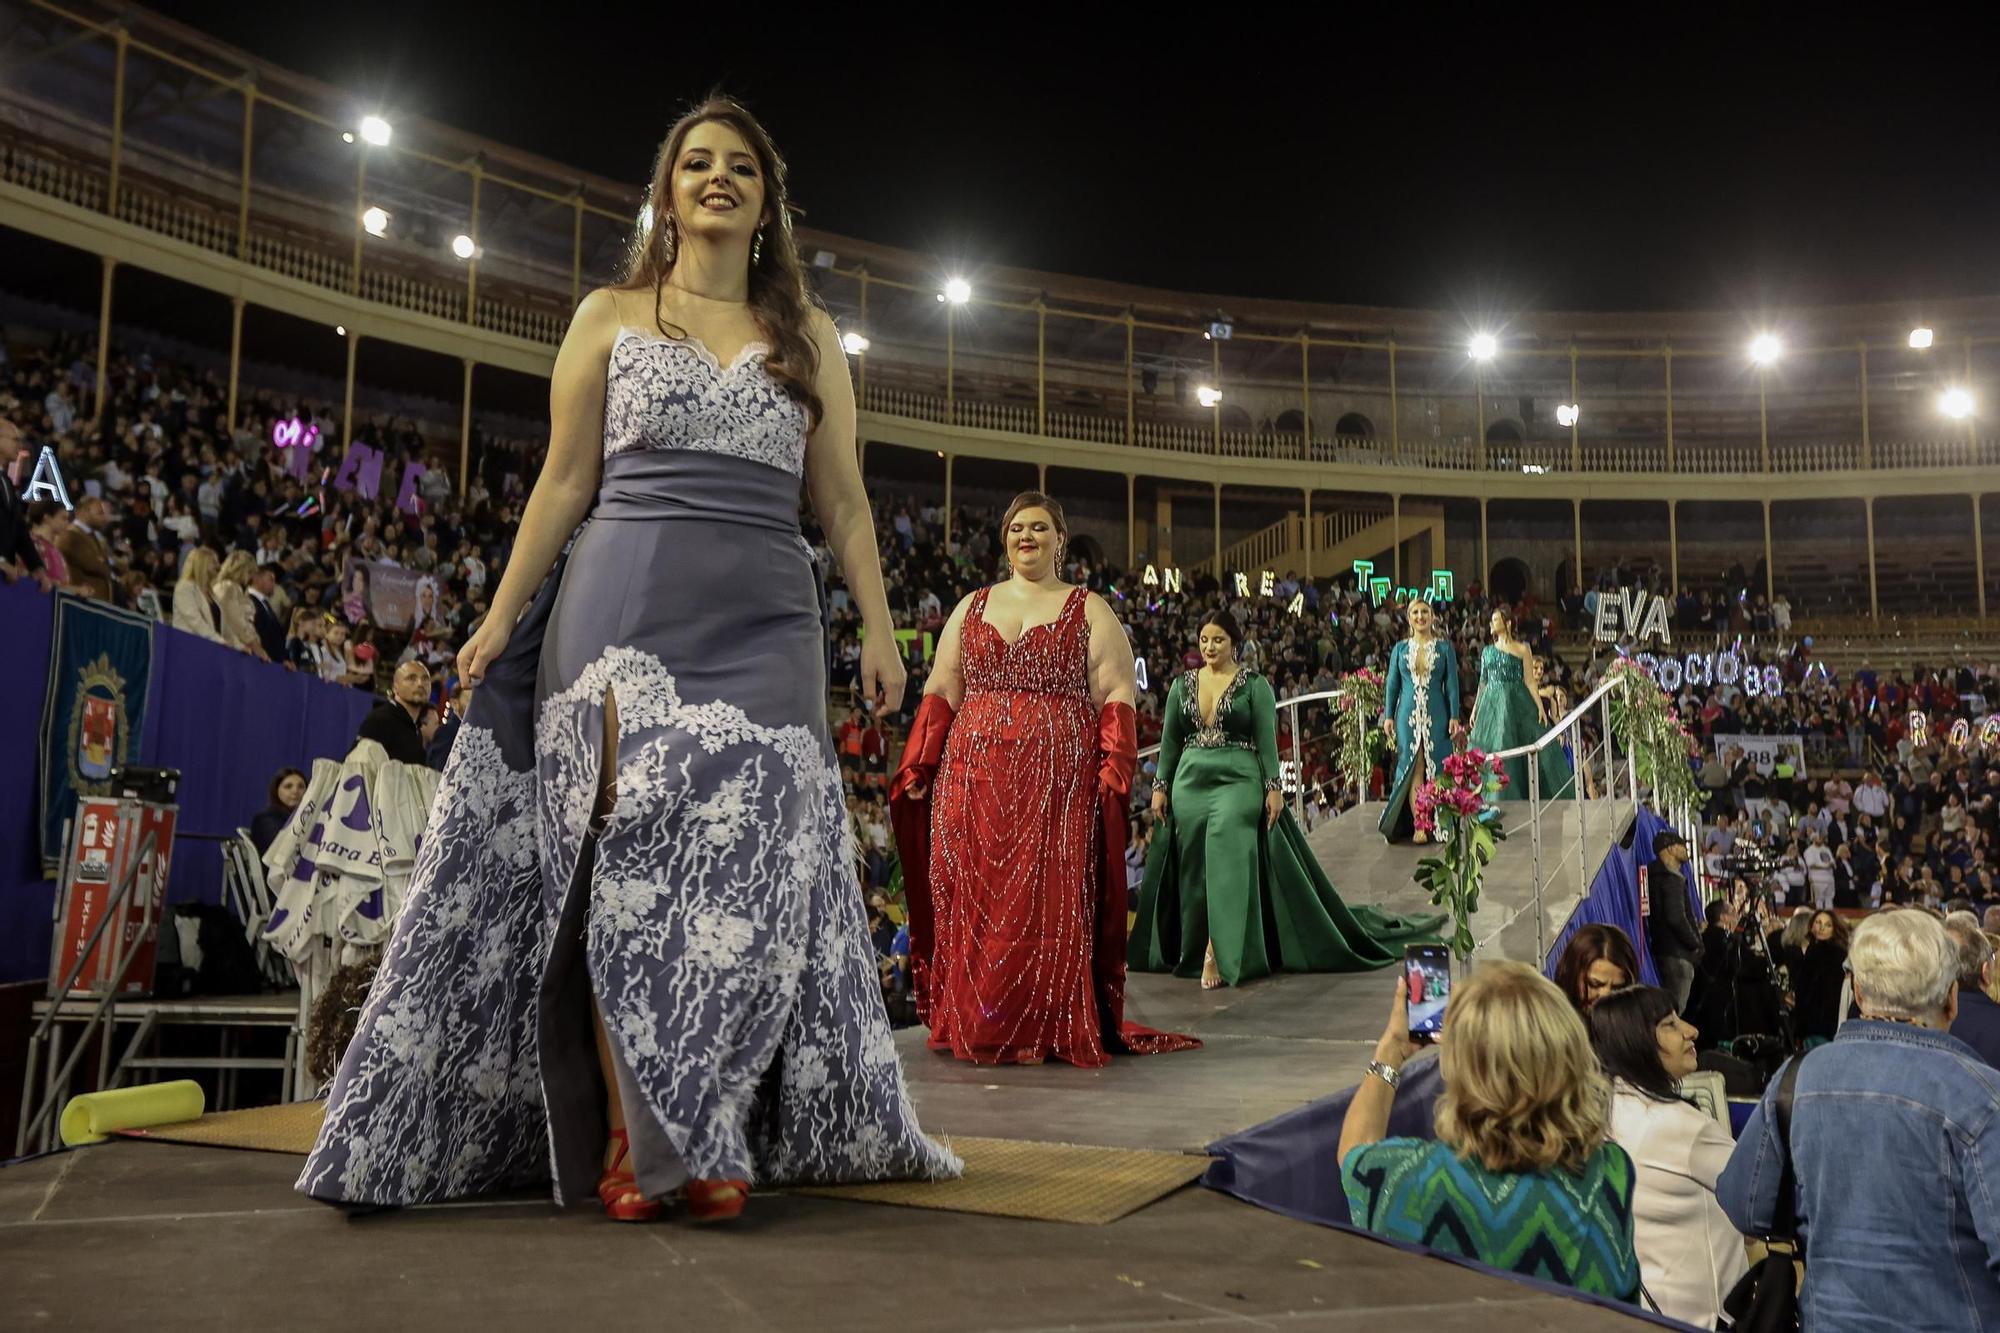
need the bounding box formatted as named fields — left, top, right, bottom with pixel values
left=683, top=1177, right=750, bottom=1224
left=597, top=1128, right=663, bottom=1223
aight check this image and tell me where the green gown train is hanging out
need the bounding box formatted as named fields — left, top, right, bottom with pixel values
left=1466, top=644, right=1575, bottom=802
left=1129, top=668, right=1443, bottom=986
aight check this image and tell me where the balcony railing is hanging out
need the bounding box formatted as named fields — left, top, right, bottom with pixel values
left=3, top=1, right=1998, bottom=485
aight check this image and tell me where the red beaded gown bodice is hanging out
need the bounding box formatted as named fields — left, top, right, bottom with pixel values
left=928, top=586, right=1104, bottom=1065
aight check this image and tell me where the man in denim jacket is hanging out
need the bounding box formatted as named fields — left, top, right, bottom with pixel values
left=1718, top=910, right=2000, bottom=1330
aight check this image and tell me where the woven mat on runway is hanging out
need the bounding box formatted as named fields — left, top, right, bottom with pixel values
left=115, top=1100, right=325, bottom=1154
left=791, top=1136, right=1210, bottom=1225
left=110, top=1108, right=1205, bottom=1223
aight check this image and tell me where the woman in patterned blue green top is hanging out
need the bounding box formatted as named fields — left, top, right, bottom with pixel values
left=1337, top=960, right=1640, bottom=1302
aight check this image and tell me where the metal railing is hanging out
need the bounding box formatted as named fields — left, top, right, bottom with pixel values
left=17, top=822, right=161, bottom=1156
left=1485, top=672, right=1643, bottom=964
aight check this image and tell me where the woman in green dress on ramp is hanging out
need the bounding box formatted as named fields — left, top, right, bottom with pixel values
left=1130, top=611, right=1442, bottom=989
left=1467, top=607, right=1575, bottom=802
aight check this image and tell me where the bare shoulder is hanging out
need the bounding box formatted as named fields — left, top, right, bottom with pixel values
left=1082, top=590, right=1125, bottom=627
left=561, top=287, right=626, bottom=358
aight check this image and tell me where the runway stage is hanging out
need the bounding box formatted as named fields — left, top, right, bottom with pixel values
left=3, top=968, right=1654, bottom=1332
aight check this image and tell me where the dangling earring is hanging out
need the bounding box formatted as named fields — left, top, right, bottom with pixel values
left=751, top=228, right=765, bottom=267
left=661, top=213, right=678, bottom=264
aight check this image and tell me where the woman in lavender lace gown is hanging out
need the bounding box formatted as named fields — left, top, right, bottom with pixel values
left=299, top=98, right=959, bottom=1221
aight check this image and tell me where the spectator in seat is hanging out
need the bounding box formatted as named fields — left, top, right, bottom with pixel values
left=171, top=545, right=223, bottom=641
left=1719, top=910, right=2000, bottom=1332
left=250, top=767, right=307, bottom=855
left=213, top=548, right=266, bottom=659
left=0, top=418, right=55, bottom=592
left=57, top=494, right=116, bottom=601
left=1944, top=912, right=2000, bottom=1067
left=249, top=563, right=286, bottom=663
left=356, top=659, right=432, bottom=765
left=28, top=500, right=70, bottom=588
left=1590, top=984, right=1747, bottom=1328
left=1552, top=922, right=1642, bottom=1016
left=1340, top=961, right=1640, bottom=1301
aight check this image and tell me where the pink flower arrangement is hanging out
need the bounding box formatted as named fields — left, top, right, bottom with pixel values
left=1412, top=748, right=1507, bottom=835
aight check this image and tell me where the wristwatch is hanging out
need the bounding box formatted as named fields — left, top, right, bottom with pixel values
left=1365, top=1060, right=1402, bottom=1090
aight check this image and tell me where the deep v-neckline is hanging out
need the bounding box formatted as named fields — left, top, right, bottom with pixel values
left=1195, top=668, right=1244, bottom=729
left=977, top=587, right=1078, bottom=648
left=618, top=325, right=769, bottom=376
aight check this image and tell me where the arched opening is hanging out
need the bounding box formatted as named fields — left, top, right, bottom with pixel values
left=1490, top=557, right=1532, bottom=605
left=1221, top=405, right=1251, bottom=432
left=1334, top=411, right=1374, bottom=439
left=1274, top=408, right=1304, bottom=434
left=1067, top=533, right=1106, bottom=572
left=1485, top=419, right=1523, bottom=446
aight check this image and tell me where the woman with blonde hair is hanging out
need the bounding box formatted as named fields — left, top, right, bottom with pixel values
left=172, top=545, right=223, bottom=642
left=212, top=549, right=267, bottom=659
left=1339, top=960, right=1640, bottom=1299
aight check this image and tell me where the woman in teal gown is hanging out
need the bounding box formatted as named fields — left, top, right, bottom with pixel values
left=1467, top=608, right=1575, bottom=802
left=1130, top=611, right=1442, bottom=988
left=1377, top=599, right=1461, bottom=844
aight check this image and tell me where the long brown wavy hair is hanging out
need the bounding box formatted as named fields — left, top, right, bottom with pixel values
left=620, top=95, right=824, bottom=426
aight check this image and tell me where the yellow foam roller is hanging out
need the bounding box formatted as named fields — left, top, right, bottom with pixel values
left=60, top=1080, right=205, bottom=1146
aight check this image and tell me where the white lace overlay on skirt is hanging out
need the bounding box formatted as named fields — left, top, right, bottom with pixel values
left=300, top=645, right=957, bottom=1206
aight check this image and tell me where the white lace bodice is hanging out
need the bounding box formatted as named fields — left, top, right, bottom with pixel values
left=602, top=327, right=808, bottom=475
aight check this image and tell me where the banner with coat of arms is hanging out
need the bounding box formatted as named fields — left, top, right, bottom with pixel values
left=38, top=594, right=155, bottom=873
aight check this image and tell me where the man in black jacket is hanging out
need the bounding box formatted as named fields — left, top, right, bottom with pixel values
left=1649, top=827, right=1705, bottom=1010
left=356, top=660, right=432, bottom=766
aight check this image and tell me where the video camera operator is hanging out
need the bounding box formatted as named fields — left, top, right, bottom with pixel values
left=1648, top=829, right=1704, bottom=1009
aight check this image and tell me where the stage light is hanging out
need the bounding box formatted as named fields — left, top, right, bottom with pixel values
left=1205, top=320, right=1234, bottom=341
left=361, top=206, right=389, bottom=237
left=840, top=331, right=871, bottom=356
left=1468, top=332, right=1497, bottom=362
left=1909, top=327, right=1934, bottom=349
left=1749, top=333, right=1782, bottom=365
left=1555, top=403, right=1580, bottom=428
left=1940, top=387, right=1975, bottom=420
left=342, top=132, right=355, bottom=144
left=942, top=278, right=972, bottom=306
left=335, top=325, right=346, bottom=336
left=1196, top=385, right=1222, bottom=408
left=358, top=115, right=392, bottom=147
left=451, top=234, right=476, bottom=260
left=812, top=249, right=837, bottom=269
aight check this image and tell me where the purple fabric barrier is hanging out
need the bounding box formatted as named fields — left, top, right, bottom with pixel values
left=0, top=582, right=59, bottom=986
left=138, top=623, right=375, bottom=916
left=0, top=580, right=374, bottom=985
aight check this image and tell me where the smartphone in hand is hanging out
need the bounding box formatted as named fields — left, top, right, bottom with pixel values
left=1405, top=943, right=1451, bottom=1043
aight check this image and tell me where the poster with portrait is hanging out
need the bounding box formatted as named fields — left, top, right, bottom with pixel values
left=1713, top=733, right=1806, bottom=777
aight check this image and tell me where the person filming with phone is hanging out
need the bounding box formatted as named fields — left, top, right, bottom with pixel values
left=1338, top=960, right=1641, bottom=1301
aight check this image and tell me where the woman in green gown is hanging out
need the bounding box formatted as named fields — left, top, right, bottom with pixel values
left=1130, top=611, right=1442, bottom=988
left=1466, top=608, right=1575, bottom=802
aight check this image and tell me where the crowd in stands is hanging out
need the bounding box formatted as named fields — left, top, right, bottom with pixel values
left=1, top=330, right=529, bottom=706
left=1339, top=908, right=2000, bottom=1328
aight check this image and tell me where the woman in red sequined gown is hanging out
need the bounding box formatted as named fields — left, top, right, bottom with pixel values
left=891, top=493, right=1198, bottom=1066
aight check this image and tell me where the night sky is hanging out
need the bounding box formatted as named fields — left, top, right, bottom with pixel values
left=145, top=6, right=2000, bottom=314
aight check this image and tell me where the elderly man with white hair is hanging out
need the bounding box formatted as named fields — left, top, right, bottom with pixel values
left=1718, top=909, right=2000, bottom=1331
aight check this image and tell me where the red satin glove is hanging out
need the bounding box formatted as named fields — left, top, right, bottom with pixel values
left=891, top=694, right=956, bottom=801
left=1097, top=701, right=1138, bottom=797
